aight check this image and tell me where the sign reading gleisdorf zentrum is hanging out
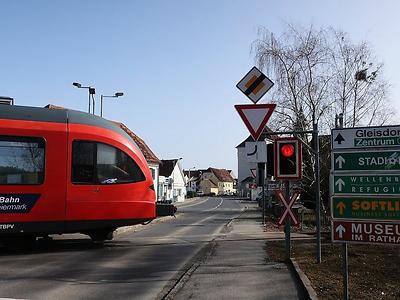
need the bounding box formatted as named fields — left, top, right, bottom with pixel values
left=331, top=124, right=400, bottom=245
left=332, top=125, right=400, bottom=149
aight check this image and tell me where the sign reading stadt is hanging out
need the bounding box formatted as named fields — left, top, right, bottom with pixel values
left=332, top=150, right=400, bottom=171
left=332, top=125, right=400, bottom=149
left=332, top=220, right=400, bottom=245
left=332, top=197, right=400, bottom=220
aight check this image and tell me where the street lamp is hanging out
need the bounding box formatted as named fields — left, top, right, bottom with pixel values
left=188, top=167, right=196, bottom=192
left=73, top=82, right=96, bottom=114
left=100, top=92, right=124, bottom=118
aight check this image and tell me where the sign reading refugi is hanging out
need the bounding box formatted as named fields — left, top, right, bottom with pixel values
left=333, top=174, right=400, bottom=195
left=236, top=66, right=274, bottom=104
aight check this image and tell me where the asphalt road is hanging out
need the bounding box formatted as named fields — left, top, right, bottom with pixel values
left=0, top=197, right=244, bottom=300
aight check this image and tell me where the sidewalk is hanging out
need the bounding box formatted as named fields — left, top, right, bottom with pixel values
left=174, top=205, right=308, bottom=300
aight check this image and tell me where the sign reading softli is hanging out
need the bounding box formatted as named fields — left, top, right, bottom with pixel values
left=332, top=197, right=400, bottom=220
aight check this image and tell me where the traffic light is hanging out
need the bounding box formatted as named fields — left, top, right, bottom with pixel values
left=274, top=138, right=302, bottom=180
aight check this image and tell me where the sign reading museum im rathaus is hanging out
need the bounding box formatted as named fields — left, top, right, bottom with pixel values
left=331, top=124, right=400, bottom=245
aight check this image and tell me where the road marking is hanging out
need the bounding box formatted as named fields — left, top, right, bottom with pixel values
left=205, top=198, right=224, bottom=212
left=177, top=197, right=211, bottom=208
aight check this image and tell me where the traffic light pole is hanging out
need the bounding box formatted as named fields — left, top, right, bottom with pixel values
left=258, top=163, right=266, bottom=225
left=263, top=128, right=322, bottom=264
left=285, top=180, right=291, bottom=260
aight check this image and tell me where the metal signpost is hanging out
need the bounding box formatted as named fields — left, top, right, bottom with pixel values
left=274, top=137, right=302, bottom=260
left=235, top=67, right=276, bottom=225
left=330, top=124, right=400, bottom=300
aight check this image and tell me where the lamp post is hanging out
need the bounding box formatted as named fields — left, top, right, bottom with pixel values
left=0, top=96, right=14, bottom=105
left=188, top=167, right=196, bottom=192
left=73, top=82, right=96, bottom=114
left=100, top=92, right=124, bottom=118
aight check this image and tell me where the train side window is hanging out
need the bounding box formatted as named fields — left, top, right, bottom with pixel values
left=72, top=141, right=95, bottom=183
left=0, top=136, right=45, bottom=185
left=72, top=141, right=145, bottom=184
left=96, top=143, right=145, bottom=184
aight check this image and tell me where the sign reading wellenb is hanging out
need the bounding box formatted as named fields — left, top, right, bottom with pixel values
left=333, top=174, right=400, bottom=195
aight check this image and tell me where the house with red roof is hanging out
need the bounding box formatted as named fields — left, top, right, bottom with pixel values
left=199, top=167, right=236, bottom=195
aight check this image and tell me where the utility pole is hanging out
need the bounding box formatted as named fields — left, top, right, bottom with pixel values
left=313, top=123, right=321, bottom=264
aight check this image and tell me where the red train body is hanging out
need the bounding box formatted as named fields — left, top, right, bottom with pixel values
left=0, top=105, right=156, bottom=242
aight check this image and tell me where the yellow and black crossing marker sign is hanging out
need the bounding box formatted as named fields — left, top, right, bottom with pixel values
left=236, top=66, right=274, bottom=104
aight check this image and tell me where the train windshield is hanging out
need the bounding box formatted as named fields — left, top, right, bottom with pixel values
left=0, top=136, right=45, bottom=185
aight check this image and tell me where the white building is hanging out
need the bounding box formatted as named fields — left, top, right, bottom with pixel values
left=236, top=129, right=276, bottom=197
left=159, top=159, right=186, bottom=202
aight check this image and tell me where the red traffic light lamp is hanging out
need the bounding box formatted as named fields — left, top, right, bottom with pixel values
left=281, top=144, right=295, bottom=157
left=274, top=138, right=302, bottom=180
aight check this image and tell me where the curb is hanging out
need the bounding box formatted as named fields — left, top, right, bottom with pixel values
left=289, top=258, right=319, bottom=300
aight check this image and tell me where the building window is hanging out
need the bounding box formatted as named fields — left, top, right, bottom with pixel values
left=150, top=167, right=156, bottom=180
left=72, top=141, right=145, bottom=184
left=0, top=136, right=45, bottom=185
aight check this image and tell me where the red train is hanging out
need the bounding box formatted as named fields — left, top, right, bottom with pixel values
left=0, top=105, right=169, bottom=244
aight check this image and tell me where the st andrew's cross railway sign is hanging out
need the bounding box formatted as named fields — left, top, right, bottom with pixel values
left=332, top=125, right=400, bottom=150
left=275, top=190, right=300, bottom=226
left=236, top=66, right=274, bottom=104
left=235, top=104, right=276, bottom=141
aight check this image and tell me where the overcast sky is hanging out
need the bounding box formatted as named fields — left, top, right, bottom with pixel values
left=1, top=0, right=399, bottom=174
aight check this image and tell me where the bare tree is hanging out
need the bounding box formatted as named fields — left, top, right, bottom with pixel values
left=251, top=24, right=394, bottom=209
left=252, top=25, right=335, bottom=191
left=252, top=25, right=394, bottom=132
left=329, top=29, right=392, bottom=128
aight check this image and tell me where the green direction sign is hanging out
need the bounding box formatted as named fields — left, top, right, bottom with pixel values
left=333, top=175, right=400, bottom=195
left=332, top=197, right=400, bottom=220
left=333, top=150, right=400, bottom=171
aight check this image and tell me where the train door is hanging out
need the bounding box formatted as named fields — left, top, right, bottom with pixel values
left=0, top=119, right=68, bottom=234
